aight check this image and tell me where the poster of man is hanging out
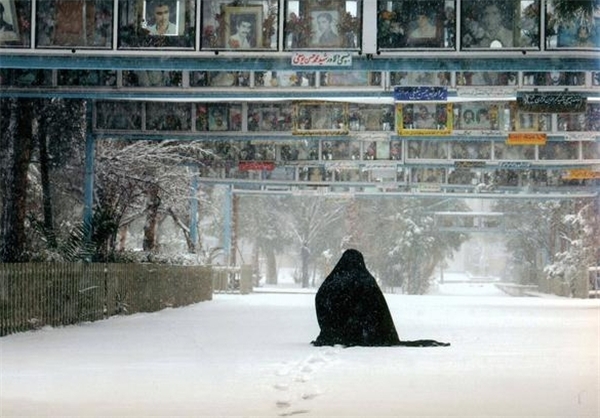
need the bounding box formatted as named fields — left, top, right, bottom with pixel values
left=145, top=1, right=178, bottom=36
left=224, top=6, right=261, bottom=49
left=311, top=10, right=341, bottom=47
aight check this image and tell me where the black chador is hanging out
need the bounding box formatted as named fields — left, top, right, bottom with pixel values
left=312, top=249, right=450, bottom=347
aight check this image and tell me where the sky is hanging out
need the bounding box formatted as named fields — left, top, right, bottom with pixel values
left=1, top=276, right=599, bottom=418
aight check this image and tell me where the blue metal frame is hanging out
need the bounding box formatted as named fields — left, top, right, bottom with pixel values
left=1, top=54, right=599, bottom=72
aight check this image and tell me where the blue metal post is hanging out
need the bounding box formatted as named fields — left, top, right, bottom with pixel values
left=83, top=132, right=95, bottom=242
left=189, top=168, right=199, bottom=251
left=222, top=185, right=233, bottom=265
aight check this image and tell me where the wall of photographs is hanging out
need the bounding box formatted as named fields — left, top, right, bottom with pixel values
left=1, top=0, right=599, bottom=51
left=91, top=96, right=600, bottom=191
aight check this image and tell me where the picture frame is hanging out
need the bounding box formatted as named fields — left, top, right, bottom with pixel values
left=143, top=0, right=181, bottom=36
left=208, top=105, right=229, bottom=131
left=0, top=0, right=20, bottom=44
left=403, top=3, right=444, bottom=48
left=308, top=2, right=343, bottom=48
left=378, top=0, right=452, bottom=49
left=454, top=103, right=498, bottom=130
left=514, top=112, right=551, bottom=132
left=397, top=103, right=452, bottom=136
left=461, top=1, right=525, bottom=49
left=224, top=6, right=262, bottom=49
left=294, top=102, right=348, bottom=135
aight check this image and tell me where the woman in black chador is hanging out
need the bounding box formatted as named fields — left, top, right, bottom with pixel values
left=312, top=249, right=449, bottom=347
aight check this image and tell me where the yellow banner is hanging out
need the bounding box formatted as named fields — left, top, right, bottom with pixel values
left=563, top=169, right=600, bottom=180
left=506, top=133, right=547, bottom=145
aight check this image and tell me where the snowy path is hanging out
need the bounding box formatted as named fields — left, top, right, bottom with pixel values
left=1, top=283, right=599, bottom=417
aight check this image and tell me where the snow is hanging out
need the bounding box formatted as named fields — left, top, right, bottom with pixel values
left=1, top=282, right=599, bottom=417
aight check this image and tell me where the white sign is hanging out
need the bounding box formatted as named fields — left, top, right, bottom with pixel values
left=291, top=52, right=352, bottom=67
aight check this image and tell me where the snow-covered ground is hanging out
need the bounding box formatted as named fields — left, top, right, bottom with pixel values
left=1, top=282, right=599, bottom=417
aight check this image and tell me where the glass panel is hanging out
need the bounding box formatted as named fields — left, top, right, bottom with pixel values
left=450, top=141, right=492, bottom=159
left=57, top=70, right=117, bottom=86
left=377, top=0, right=455, bottom=49
left=322, top=71, right=379, bottom=87
left=407, top=140, right=448, bottom=159
left=411, top=167, right=446, bottom=183
left=390, top=140, right=403, bottom=160
left=279, top=141, right=319, bottom=161
left=36, top=0, right=113, bottom=48
left=196, top=104, right=243, bottom=132
left=390, top=71, right=451, bottom=86
left=299, top=166, right=325, bottom=181
left=321, top=140, right=359, bottom=160
left=295, top=102, right=348, bottom=135
left=399, top=103, right=452, bottom=134
left=201, top=0, right=278, bottom=50
left=0, top=0, right=31, bottom=47
left=456, top=72, right=518, bottom=86
left=461, top=1, right=540, bottom=49
left=539, top=142, right=578, bottom=160
left=522, top=71, right=586, bottom=86
left=494, top=142, right=535, bottom=160
left=582, top=141, right=600, bottom=160
left=123, top=71, right=182, bottom=87
left=95, top=101, right=142, bottom=130
left=587, top=104, right=600, bottom=132
left=146, top=102, right=191, bottom=131
left=255, top=71, right=316, bottom=87
left=0, top=69, right=52, bottom=86
left=248, top=104, right=293, bottom=132
left=119, top=0, right=195, bottom=49
left=189, top=71, right=250, bottom=87
left=513, top=113, right=551, bottom=132
left=545, top=0, right=599, bottom=48
left=239, top=141, right=276, bottom=160
left=284, top=0, right=361, bottom=49
left=453, top=103, right=501, bottom=130
left=348, top=104, right=394, bottom=131
left=557, top=113, right=587, bottom=132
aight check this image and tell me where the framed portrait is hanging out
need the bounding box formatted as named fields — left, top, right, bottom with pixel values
left=224, top=6, right=262, bottom=49
left=397, top=103, right=452, bottom=136
left=378, top=0, right=453, bottom=49
left=248, top=105, right=292, bottom=132
left=454, top=103, right=499, bottom=130
left=208, top=105, right=229, bottom=131
left=309, top=3, right=343, bottom=48
left=546, top=1, right=599, bottom=49
left=294, top=102, right=348, bottom=135
left=143, top=0, right=181, bottom=36
left=461, top=1, right=540, bottom=49
left=514, top=112, right=551, bottom=132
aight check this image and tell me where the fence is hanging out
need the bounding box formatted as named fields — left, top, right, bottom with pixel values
left=0, top=263, right=213, bottom=337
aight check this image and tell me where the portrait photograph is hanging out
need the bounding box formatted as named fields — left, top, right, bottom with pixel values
left=208, top=106, right=229, bottom=131
left=294, top=102, right=347, bottom=135
left=0, top=0, right=20, bottom=44
left=144, top=0, right=181, bottom=36
left=310, top=9, right=342, bottom=48
left=224, top=6, right=262, bottom=49
left=454, top=103, right=496, bottom=130
left=398, top=103, right=452, bottom=135
left=461, top=1, right=519, bottom=49
left=404, top=4, right=443, bottom=48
